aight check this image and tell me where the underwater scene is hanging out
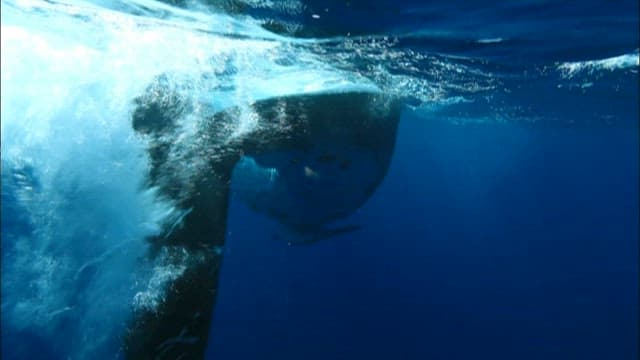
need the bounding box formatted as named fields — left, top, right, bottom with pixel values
left=1, top=0, right=638, bottom=359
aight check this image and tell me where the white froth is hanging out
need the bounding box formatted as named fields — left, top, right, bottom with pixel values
left=557, top=50, right=640, bottom=78
left=1, top=0, right=382, bottom=358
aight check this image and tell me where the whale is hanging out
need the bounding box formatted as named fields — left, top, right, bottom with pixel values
left=125, top=79, right=402, bottom=358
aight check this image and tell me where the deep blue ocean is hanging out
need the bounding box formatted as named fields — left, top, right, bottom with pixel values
left=1, top=1, right=638, bottom=359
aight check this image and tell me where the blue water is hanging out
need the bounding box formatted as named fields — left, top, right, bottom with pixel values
left=1, top=0, right=638, bottom=359
left=212, top=120, right=638, bottom=359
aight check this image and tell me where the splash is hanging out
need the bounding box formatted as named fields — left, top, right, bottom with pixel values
left=0, top=0, right=401, bottom=358
left=557, top=50, right=640, bottom=78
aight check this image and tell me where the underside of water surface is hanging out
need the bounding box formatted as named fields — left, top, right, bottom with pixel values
left=1, top=0, right=638, bottom=359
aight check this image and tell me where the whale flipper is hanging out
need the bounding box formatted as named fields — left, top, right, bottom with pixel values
left=126, top=88, right=401, bottom=359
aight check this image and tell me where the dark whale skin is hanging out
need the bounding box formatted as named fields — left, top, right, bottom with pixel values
left=125, top=88, right=401, bottom=359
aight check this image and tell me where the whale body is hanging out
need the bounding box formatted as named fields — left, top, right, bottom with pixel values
left=127, top=86, right=401, bottom=358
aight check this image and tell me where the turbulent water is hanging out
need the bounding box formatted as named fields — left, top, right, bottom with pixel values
left=1, top=0, right=638, bottom=359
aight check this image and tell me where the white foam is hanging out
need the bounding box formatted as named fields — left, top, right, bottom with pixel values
left=557, top=50, right=640, bottom=78
left=1, top=0, right=380, bottom=358
left=476, top=37, right=504, bottom=44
